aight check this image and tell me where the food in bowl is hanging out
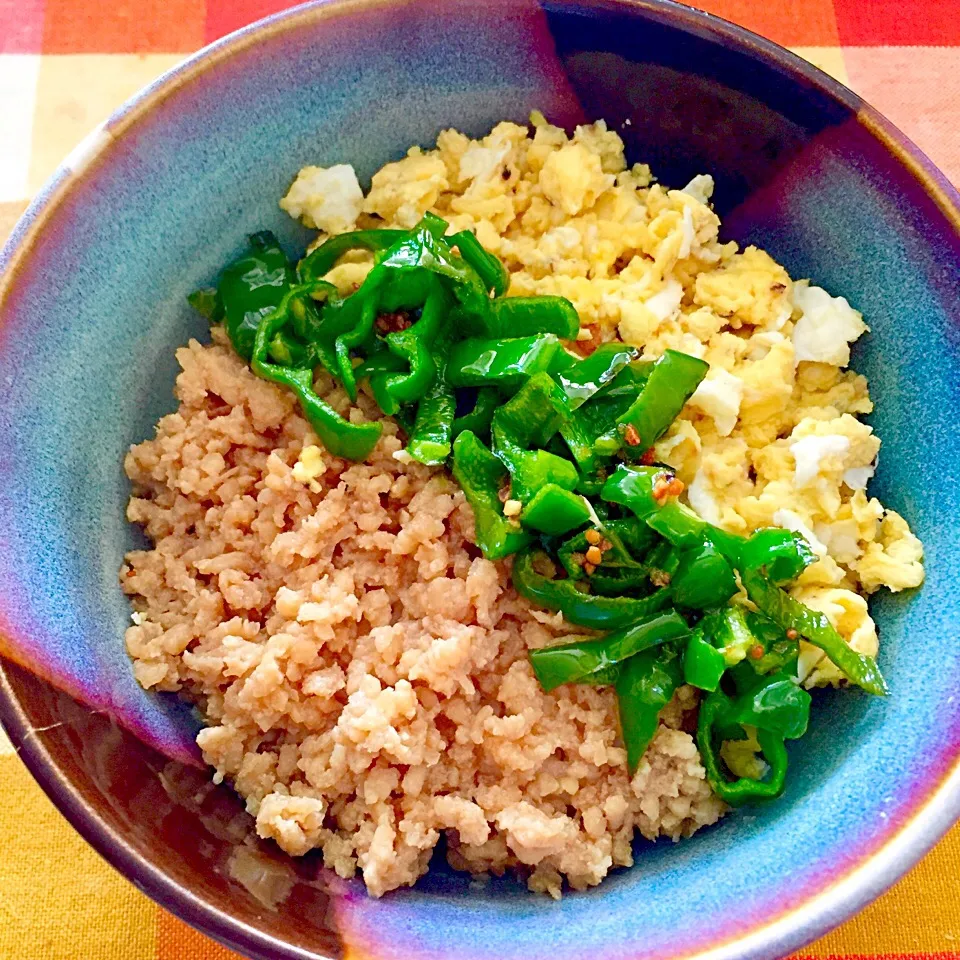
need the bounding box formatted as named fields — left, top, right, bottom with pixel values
left=121, top=116, right=924, bottom=898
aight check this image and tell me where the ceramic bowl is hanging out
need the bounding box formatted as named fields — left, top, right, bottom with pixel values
left=1, top=1, right=959, bottom=958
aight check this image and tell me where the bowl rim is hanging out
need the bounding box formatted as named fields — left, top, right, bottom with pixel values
left=1, top=1, right=959, bottom=959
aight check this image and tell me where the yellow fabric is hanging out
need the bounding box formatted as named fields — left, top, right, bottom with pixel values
left=3, top=722, right=960, bottom=957
left=0, top=736, right=157, bottom=959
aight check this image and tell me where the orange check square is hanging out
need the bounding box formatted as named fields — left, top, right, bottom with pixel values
left=204, top=0, right=297, bottom=43
left=844, top=46, right=960, bottom=189
left=686, top=0, right=841, bottom=48
left=42, top=0, right=205, bottom=53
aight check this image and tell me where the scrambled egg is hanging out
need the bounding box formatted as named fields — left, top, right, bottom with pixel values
left=292, top=445, right=325, bottom=492
left=281, top=117, right=924, bottom=689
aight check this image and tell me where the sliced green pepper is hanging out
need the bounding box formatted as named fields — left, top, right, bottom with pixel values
left=697, top=693, right=789, bottom=805
left=598, top=349, right=708, bottom=456
left=683, top=630, right=726, bottom=692
left=448, top=230, right=509, bottom=296
left=493, top=372, right=571, bottom=448
left=451, top=431, right=532, bottom=560
left=530, top=610, right=689, bottom=692
left=218, top=231, right=296, bottom=360
left=371, top=280, right=451, bottom=412
left=601, top=465, right=675, bottom=520
left=354, top=349, right=407, bottom=382
left=267, top=330, right=309, bottom=367
left=188, top=286, right=224, bottom=322
left=670, top=540, right=738, bottom=610
left=617, top=644, right=684, bottom=774
left=407, top=337, right=455, bottom=466
left=249, top=285, right=382, bottom=460
left=742, top=612, right=800, bottom=675
left=512, top=548, right=671, bottom=630
left=727, top=670, right=811, bottom=741
left=554, top=343, right=638, bottom=409
left=451, top=388, right=499, bottom=440
left=742, top=571, right=887, bottom=695
left=520, top=485, right=592, bottom=535
left=504, top=449, right=579, bottom=503
left=448, top=334, right=561, bottom=388
left=556, top=525, right=651, bottom=595
left=703, top=605, right=757, bottom=667
left=646, top=540, right=683, bottom=585
left=739, top=528, right=817, bottom=584
left=606, top=517, right=659, bottom=558
left=483, top=296, right=580, bottom=339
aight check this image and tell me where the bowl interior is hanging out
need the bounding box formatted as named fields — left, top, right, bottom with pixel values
left=1, top=1, right=960, bottom=959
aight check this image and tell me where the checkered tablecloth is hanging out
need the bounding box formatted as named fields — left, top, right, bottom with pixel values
left=1, top=0, right=959, bottom=957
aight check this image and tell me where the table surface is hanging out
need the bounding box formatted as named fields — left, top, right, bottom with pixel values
left=1, top=0, right=958, bottom=957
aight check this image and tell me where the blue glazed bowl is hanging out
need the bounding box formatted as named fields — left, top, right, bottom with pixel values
left=1, top=1, right=959, bottom=958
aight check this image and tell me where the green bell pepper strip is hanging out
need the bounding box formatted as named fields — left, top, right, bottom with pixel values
left=554, top=343, right=639, bottom=409
left=490, top=373, right=576, bottom=501
left=354, top=349, right=407, bottom=381
left=493, top=372, right=569, bottom=449
left=669, top=540, right=738, bottom=610
left=393, top=405, right=416, bottom=436
left=563, top=370, right=645, bottom=465
left=643, top=499, right=745, bottom=565
left=606, top=517, right=659, bottom=558
left=641, top=494, right=814, bottom=586
left=451, top=431, right=532, bottom=560
left=529, top=610, right=689, bottom=692
left=267, top=330, right=309, bottom=367
left=188, top=286, right=224, bottom=322
left=503, top=449, right=580, bottom=504
left=447, top=334, right=561, bottom=388
left=548, top=346, right=579, bottom=376
left=371, top=280, right=451, bottom=412
left=702, top=605, right=758, bottom=667
left=683, top=630, right=727, bottom=692
left=379, top=214, right=494, bottom=322
left=601, top=465, right=676, bottom=520
left=727, top=671, right=811, bottom=740
left=741, top=571, right=888, bottom=695
left=742, top=612, right=800, bottom=675
left=560, top=415, right=602, bottom=476
left=451, top=388, right=499, bottom=440
left=646, top=540, right=683, bottom=585
left=448, top=229, right=509, bottom=296
left=249, top=286, right=382, bottom=460
left=218, top=231, right=296, bottom=361
left=325, top=268, right=386, bottom=398
left=483, top=296, right=581, bottom=339
left=644, top=499, right=708, bottom=546
left=493, top=371, right=571, bottom=448
left=326, top=217, right=473, bottom=400
left=512, top=548, right=671, bottom=630
left=520, top=485, right=592, bottom=536
left=556, top=524, right=649, bottom=594
left=368, top=370, right=402, bottom=416
left=596, top=349, right=708, bottom=456
left=617, top=645, right=684, bottom=774
left=407, top=338, right=456, bottom=466
left=591, top=359, right=654, bottom=401
left=296, top=228, right=408, bottom=283
left=697, top=692, right=789, bottom=805
left=738, top=528, right=817, bottom=583
left=331, top=255, right=437, bottom=401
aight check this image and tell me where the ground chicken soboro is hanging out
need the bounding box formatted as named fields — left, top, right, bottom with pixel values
left=123, top=117, right=923, bottom=897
